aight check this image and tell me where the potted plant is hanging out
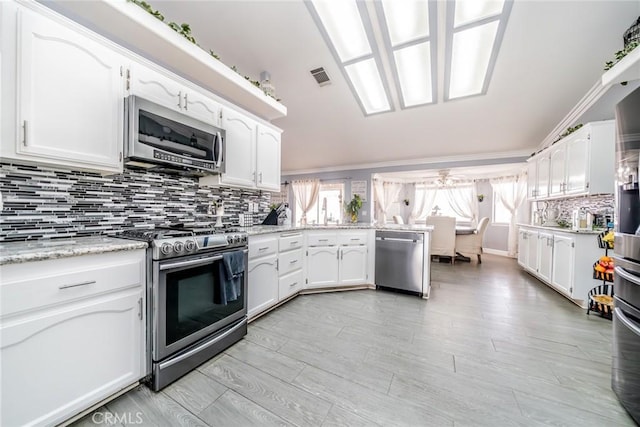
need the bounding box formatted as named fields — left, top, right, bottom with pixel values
left=345, top=194, right=363, bottom=223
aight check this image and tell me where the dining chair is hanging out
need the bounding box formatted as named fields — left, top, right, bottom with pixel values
left=455, top=217, right=490, bottom=263
left=425, top=216, right=456, bottom=263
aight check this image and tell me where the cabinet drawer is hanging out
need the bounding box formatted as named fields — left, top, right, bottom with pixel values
left=279, top=269, right=304, bottom=301
left=279, top=232, right=303, bottom=252
left=278, top=249, right=303, bottom=276
left=1, top=250, right=145, bottom=318
left=249, top=236, right=278, bottom=259
left=337, top=231, right=368, bottom=246
left=307, top=232, right=337, bottom=246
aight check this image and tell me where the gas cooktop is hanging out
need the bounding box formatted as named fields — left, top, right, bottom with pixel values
left=117, top=223, right=247, bottom=260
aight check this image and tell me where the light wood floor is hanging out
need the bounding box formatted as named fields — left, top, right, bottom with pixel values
left=73, top=254, right=635, bottom=426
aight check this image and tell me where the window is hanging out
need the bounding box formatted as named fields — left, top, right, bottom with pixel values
left=493, top=191, right=511, bottom=224
left=430, top=189, right=472, bottom=222
left=294, top=182, right=345, bottom=225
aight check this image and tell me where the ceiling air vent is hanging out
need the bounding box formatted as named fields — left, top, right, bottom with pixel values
left=310, top=67, right=331, bottom=86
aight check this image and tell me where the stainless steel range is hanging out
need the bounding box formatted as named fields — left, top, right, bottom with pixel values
left=119, top=224, right=248, bottom=391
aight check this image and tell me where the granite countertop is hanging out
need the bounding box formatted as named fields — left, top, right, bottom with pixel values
left=0, top=236, right=148, bottom=266
left=243, top=224, right=434, bottom=236
left=517, top=223, right=606, bottom=235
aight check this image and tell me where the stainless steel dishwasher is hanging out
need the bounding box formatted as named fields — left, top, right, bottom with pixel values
left=375, top=230, right=426, bottom=296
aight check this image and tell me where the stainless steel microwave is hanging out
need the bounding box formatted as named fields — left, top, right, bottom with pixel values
left=125, top=95, right=224, bottom=174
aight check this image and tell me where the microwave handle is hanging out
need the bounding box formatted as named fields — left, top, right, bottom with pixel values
left=215, top=131, right=223, bottom=168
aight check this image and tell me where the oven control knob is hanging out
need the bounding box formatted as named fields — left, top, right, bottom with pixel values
left=226, top=235, right=233, bottom=244
left=234, top=235, right=242, bottom=244
left=185, top=240, right=196, bottom=251
left=241, top=235, right=247, bottom=243
left=173, top=241, right=184, bottom=252
left=160, top=243, right=173, bottom=255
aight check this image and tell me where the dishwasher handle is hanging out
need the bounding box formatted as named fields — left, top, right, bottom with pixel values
left=376, top=236, right=422, bottom=243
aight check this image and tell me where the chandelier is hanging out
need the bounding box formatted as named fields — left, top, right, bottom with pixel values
left=434, top=170, right=454, bottom=187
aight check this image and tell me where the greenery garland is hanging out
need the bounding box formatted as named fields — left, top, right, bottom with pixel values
left=604, top=41, right=639, bottom=86
left=128, top=0, right=281, bottom=102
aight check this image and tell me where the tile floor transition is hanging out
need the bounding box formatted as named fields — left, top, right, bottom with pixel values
left=72, top=254, right=635, bottom=426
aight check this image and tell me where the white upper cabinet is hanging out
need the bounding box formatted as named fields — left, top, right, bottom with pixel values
left=10, top=5, right=125, bottom=173
left=548, top=145, right=566, bottom=197
left=256, top=125, right=282, bottom=191
left=564, top=132, right=590, bottom=195
left=526, top=120, right=614, bottom=200
left=526, top=160, right=538, bottom=199
left=221, top=107, right=257, bottom=187
left=537, top=155, right=550, bottom=198
left=201, top=108, right=282, bottom=192
left=128, top=61, right=222, bottom=127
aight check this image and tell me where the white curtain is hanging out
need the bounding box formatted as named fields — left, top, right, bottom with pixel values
left=446, top=184, right=478, bottom=226
left=491, top=174, right=527, bottom=257
left=409, top=184, right=437, bottom=224
left=373, top=177, right=402, bottom=225
left=292, top=179, right=320, bottom=225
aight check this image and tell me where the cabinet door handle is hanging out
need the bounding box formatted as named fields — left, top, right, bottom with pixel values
left=319, top=239, right=329, bottom=242
left=259, top=172, right=263, bottom=183
left=184, top=93, right=188, bottom=110
left=258, top=246, right=269, bottom=251
left=138, top=297, right=143, bottom=320
left=59, top=280, right=96, bottom=290
left=289, top=259, right=298, bottom=264
left=340, top=249, right=344, bottom=260
left=22, top=120, right=28, bottom=146
left=178, top=91, right=182, bottom=109
left=289, top=281, right=298, bottom=287
left=290, top=241, right=298, bottom=246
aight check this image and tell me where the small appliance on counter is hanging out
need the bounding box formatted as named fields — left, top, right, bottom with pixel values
left=572, top=208, right=593, bottom=231
left=542, top=205, right=561, bottom=227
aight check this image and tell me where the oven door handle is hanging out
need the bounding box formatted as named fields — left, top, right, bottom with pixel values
left=615, top=307, right=640, bottom=337
left=160, top=255, right=223, bottom=271
left=614, top=265, right=640, bottom=285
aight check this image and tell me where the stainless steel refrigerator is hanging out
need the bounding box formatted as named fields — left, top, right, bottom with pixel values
left=612, top=85, right=640, bottom=425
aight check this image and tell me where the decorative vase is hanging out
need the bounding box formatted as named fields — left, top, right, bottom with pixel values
left=351, top=213, right=358, bottom=223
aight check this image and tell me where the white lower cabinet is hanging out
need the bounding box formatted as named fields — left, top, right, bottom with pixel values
left=0, top=249, right=146, bottom=427
left=525, top=229, right=539, bottom=273
left=551, top=234, right=575, bottom=295
left=277, top=232, right=304, bottom=300
left=306, top=246, right=340, bottom=288
left=537, top=232, right=554, bottom=283
left=247, top=235, right=279, bottom=319
left=339, top=245, right=368, bottom=284
left=305, top=230, right=369, bottom=289
left=518, top=225, right=602, bottom=307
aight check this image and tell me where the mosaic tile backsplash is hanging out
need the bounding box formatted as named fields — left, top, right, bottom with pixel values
left=0, top=163, right=270, bottom=242
left=533, top=194, right=615, bottom=225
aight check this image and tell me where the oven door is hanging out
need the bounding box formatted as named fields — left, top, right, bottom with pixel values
left=153, top=250, right=247, bottom=361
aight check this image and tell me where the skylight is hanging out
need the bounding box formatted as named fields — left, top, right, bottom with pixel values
left=307, top=0, right=512, bottom=114
left=445, top=0, right=512, bottom=100
left=307, top=0, right=392, bottom=116
left=376, top=0, right=437, bottom=109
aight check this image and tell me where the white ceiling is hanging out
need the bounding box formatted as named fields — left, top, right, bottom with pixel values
left=153, top=0, right=639, bottom=173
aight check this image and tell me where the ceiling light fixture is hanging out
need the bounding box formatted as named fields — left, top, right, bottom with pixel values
left=434, top=170, right=455, bottom=187
left=376, top=0, right=438, bottom=109
left=307, top=0, right=393, bottom=116
left=444, top=0, right=513, bottom=101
